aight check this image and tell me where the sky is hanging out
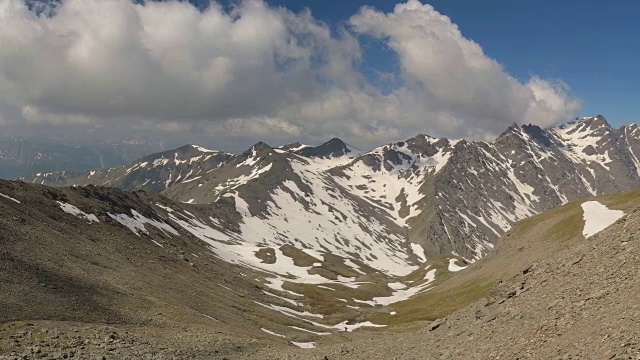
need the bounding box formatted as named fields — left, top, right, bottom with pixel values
left=0, top=0, right=637, bottom=152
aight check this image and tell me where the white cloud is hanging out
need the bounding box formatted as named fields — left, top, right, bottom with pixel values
left=211, top=117, right=303, bottom=137
left=0, top=0, right=579, bottom=149
left=348, top=0, right=581, bottom=139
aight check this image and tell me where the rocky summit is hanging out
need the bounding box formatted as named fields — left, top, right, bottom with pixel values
left=3, top=116, right=640, bottom=359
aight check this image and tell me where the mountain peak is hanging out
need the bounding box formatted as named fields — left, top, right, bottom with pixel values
left=507, top=122, right=522, bottom=132
left=564, top=115, right=611, bottom=128
left=252, top=141, right=273, bottom=151
left=140, top=144, right=196, bottom=161
left=190, top=144, right=218, bottom=153
left=241, top=142, right=273, bottom=158
left=522, top=124, right=553, bottom=146
left=586, top=115, right=611, bottom=128
left=555, top=115, right=612, bottom=138
left=280, top=142, right=308, bottom=152
left=326, top=137, right=346, bottom=145
left=406, top=134, right=437, bottom=143
left=391, top=134, right=438, bottom=148
left=496, top=122, right=522, bottom=141
left=296, top=137, right=351, bottom=158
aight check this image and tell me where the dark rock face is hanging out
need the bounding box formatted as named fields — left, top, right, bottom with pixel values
left=296, top=138, right=351, bottom=158
left=279, top=142, right=305, bottom=151
left=522, top=124, right=553, bottom=147
left=405, top=134, right=444, bottom=157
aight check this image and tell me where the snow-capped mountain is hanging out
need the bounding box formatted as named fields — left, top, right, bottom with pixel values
left=21, top=116, right=640, bottom=269
left=163, top=139, right=422, bottom=277
left=423, top=115, right=640, bottom=259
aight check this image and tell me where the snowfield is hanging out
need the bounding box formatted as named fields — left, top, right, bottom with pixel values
left=581, top=201, right=625, bottom=238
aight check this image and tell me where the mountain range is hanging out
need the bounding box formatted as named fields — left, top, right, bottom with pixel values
left=20, top=115, right=640, bottom=266
left=0, top=136, right=168, bottom=179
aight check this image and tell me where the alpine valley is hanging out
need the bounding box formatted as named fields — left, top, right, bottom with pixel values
left=2, top=115, right=640, bottom=359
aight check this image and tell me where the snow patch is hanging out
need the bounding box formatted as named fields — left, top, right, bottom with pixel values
left=152, top=157, right=169, bottom=167
left=291, top=341, right=316, bottom=349
left=261, top=328, right=285, bottom=338
left=192, top=145, right=218, bottom=153
left=410, top=243, right=427, bottom=262
left=387, top=282, right=407, bottom=290
left=317, top=285, right=336, bottom=291
left=255, top=301, right=384, bottom=333
left=337, top=321, right=386, bottom=332
left=581, top=201, right=624, bottom=238
left=56, top=201, right=99, bottom=223
left=0, top=192, right=20, bottom=204
left=108, top=210, right=178, bottom=237
left=370, top=268, right=437, bottom=306
left=448, top=259, right=467, bottom=272
left=202, top=314, right=219, bottom=322
left=289, top=326, right=331, bottom=335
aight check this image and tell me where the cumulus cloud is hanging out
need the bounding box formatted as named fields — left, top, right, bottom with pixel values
left=0, top=0, right=579, bottom=149
left=348, top=0, right=581, bottom=139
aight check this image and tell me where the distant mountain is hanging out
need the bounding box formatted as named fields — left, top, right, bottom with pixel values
left=21, top=116, right=640, bottom=263
left=21, top=144, right=234, bottom=192
left=295, top=138, right=353, bottom=158
left=0, top=137, right=164, bottom=179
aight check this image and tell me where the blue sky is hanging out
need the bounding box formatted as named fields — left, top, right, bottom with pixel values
left=2, top=0, right=637, bottom=150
